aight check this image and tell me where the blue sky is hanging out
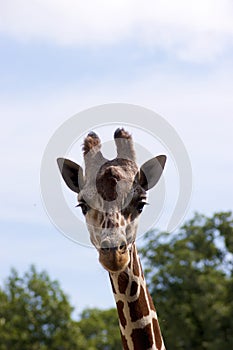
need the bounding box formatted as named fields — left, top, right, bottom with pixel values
left=0, top=0, right=233, bottom=316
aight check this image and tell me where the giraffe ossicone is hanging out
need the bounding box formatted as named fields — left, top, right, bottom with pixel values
left=57, top=128, right=166, bottom=350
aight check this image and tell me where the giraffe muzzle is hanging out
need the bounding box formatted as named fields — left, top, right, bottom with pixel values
left=99, top=239, right=130, bottom=272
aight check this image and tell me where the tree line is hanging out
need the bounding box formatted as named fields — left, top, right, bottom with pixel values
left=0, top=211, right=232, bottom=349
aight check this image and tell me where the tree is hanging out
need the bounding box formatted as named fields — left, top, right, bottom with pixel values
left=0, top=266, right=85, bottom=350
left=0, top=266, right=121, bottom=350
left=140, top=212, right=233, bottom=350
left=77, top=308, right=121, bottom=350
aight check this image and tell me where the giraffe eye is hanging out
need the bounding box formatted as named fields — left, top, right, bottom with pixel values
left=136, top=201, right=148, bottom=214
left=77, top=201, right=89, bottom=215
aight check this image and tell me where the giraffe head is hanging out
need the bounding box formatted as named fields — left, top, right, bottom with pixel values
left=57, top=128, right=166, bottom=273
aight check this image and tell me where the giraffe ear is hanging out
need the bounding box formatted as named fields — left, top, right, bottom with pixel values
left=57, top=158, right=84, bottom=193
left=138, top=155, right=166, bottom=191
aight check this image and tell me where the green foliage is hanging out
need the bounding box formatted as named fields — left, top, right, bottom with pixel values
left=1, top=211, right=232, bottom=349
left=0, top=266, right=85, bottom=350
left=0, top=266, right=121, bottom=350
left=77, top=308, right=121, bottom=350
left=140, top=211, right=233, bottom=350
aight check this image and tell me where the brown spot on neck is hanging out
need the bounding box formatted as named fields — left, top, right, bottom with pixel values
left=146, top=287, right=156, bottom=311
left=153, top=318, right=164, bottom=350
left=120, top=333, right=130, bottom=350
left=116, top=300, right=127, bottom=329
left=132, top=248, right=140, bottom=277
left=109, top=274, right=116, bottom=294
left=118, top=271, right=129, bottom=294
left=130, top=280, right=138, bottom=296
left=128, top=286, right=150, bottom=322
left=131, top=324, right=154, bottom=350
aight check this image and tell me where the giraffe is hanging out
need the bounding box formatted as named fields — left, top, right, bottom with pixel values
left=57, top=128, right=166, bottom=350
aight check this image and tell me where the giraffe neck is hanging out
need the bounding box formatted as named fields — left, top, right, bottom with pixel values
left=109, top=243, right=165, bottom=350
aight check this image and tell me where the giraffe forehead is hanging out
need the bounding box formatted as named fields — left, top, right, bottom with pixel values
left=98, top=158, right=138, bottom=174
left=96, top=159, right=138, bottom=185
left=96, top=160, right=138, bottom=202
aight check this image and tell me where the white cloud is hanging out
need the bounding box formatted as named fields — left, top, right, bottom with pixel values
left=0, top=0, right=233, bottom=62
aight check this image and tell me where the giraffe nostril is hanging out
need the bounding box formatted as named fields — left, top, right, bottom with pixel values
left=118, top=241, right=127, bottom=253
left=100, top=240, right=110, bottom=252
left=100, top=239, right=127, bottom=254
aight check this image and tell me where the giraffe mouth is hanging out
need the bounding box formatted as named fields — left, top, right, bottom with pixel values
left=99, top=246, right=130, bottom=273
